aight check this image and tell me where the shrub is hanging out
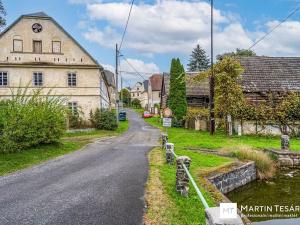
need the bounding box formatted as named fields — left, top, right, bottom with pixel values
left=221, top=145, right=276, bottom=180
left=93, top=108, right=117, bottom=130
left=0, top=89, right=67, bottom=153
left=132, top=98, right=142, bottom=108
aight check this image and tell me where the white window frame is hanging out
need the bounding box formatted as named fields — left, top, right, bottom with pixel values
left=68, top=73, right=77, bottom=87
left=0, top=72, right=8, bottom=87
left=52, top=41, right=61, bottom=53
left=33, top=72, right=43, bottom=86
left=68, top=102, right=78, bottom=115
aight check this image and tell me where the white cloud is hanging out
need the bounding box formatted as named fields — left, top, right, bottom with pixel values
left=83, top=0, right=248, bottom=55
left=79, top=0, right=300, bottom=61
left=69, top=0, right=96, bottom=4
left=252, top=20, right=300, bottom=56
left=101, top=58, right=160, bottom=87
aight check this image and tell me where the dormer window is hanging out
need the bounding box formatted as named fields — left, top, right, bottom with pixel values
left=13, top=39, right=23, bottom=52
left=52, top=41, right=61, bottom=53
left=33, top=40, right=42, bottom=53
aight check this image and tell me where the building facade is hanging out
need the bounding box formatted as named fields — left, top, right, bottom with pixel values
left=0, top=12, right=110, bottom=120
left=130, top=81, right=149, bottom=108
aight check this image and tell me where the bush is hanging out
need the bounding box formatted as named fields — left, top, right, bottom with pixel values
left=0, top=89, right=67, bottom=153
left=93, top=108, right=117, bottom=130
left=221, top=145, right=276, bottom=180
left=132, top=98, right=142, bottom=108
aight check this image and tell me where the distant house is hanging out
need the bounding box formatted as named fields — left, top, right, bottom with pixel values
left=148, top=74, right=162, bottom=109
left=130, top=81, right=149, bottom=108
left=239, top=56, right=300, bottom=104
left=160, top=72, right=209, bottom=109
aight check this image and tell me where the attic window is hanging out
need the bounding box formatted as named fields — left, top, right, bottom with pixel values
left=13, top=39, right=23, bottom=52
left=52, top=41, right=61, bottom=53
left=33, top=40, right=42, bottom=53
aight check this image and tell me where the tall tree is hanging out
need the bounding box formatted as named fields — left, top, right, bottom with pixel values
left=119, top=88, right=131, bottom=107
left=217, top=48, right=256, bottom=61
left=0, top=0, right=6, bottom=29
left=187, top=44, right=210, bottom=72
left=168, top=58, right=187, bottom=126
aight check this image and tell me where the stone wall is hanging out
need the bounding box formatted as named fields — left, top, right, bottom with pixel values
left=207, top=162, right=256, bottom=194
left=267, top=150, right=300, bottom=167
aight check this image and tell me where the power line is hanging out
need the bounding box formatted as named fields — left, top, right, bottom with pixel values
left=119, top=0, right=135, bottom=52
left=249, top=5, right=300, bottom=50
left=120, top=55, right=147, bottom=81
left=119, top=70, right=158, bottom=75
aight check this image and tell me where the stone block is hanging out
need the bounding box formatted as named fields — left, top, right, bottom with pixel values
left=205, top=207, right=243, bottom=225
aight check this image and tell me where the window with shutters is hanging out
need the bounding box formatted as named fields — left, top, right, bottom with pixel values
left=33, top=40, right=42, bottom=53
left=13, top=39, right=23, bottom=52
left=0, top=72, right=8, bottom=86
left=52, top=41, right=61, bottom=53
left=33, top=72, right=43, bottom=86
left=68, top=73, right=77, bottom=87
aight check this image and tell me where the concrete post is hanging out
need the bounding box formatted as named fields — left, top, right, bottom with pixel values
left=227, top=115, right=232, bottom=136
left=205, top=207, right=243, bottom=225
left=161, top=133, right=168, bottom=148
left=165, top=143, right=174, bottom=164
left=281, top=135, right=290, bottom=151
left=176, top=156, right=191, bottom=197
left=237, top=125, right=242, bottom=136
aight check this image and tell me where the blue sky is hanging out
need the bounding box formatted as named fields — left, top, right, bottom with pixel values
left=2, top=0, right=300, bottom=86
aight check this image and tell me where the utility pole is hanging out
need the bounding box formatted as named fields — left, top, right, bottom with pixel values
left=115, top=43, right=119, bottom=123
left=209, top=0, right=215, bottom=135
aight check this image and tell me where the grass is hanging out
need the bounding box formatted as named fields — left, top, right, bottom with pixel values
left=145, top=147, right=233, bottom=225
left=146, top=117, right=300, bottom=151
left=0, top=120, right=129, bottom=176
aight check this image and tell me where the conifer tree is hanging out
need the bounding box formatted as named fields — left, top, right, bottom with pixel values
left=187, top=44, right=210, bottom=72
left=168, top=58, right=187, bottom=126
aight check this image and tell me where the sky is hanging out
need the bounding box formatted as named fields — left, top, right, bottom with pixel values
left=2, top=0, right=300, bottom=87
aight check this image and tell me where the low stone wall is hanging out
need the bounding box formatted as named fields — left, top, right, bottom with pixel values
left=267, top=149, right=300, bottom=167
left=207, top=162, right=256, bottom=194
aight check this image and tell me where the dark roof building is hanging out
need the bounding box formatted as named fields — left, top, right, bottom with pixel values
left=161, top=72, right=209, bottom=108
left=239, top=56, right=300, bottom=103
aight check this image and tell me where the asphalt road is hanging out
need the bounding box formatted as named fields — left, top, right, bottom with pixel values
left=0, top=109, right=159, bottom=225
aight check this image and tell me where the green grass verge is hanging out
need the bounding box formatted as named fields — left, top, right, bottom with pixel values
left=0, top=120, right=129, bottom=176
left=145, top=117, right=300, bottom=151
left=145, top=147, right=232, bottom=225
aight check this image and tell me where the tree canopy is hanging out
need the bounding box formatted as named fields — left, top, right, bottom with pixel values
left=216, top=48, right=256, bottom=61
left=187, top=44, right=210, bottom=72
left=119, top=88, right=131, bottom=107
left=0, top=0, right=6, bottom=29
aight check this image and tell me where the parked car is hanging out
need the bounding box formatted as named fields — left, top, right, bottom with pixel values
left=119, top=110, right=127, bottom=121
left=142, top=111, right=152, bottom=118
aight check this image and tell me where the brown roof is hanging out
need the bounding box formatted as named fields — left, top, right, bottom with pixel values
left=239, top=56, right=300, bottom=93
left=149, top=74, right=163, bottom=91
left=162, top=72, right=209, bottom=97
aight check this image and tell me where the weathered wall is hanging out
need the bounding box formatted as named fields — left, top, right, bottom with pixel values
left=208, top=162, right=256, bottom=194
left=267, top=150, right=300, bottom=167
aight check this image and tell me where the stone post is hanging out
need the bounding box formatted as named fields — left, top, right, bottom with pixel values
left=281, top=135, right=290, bottom=151
left=161, top=133, right=168, bottom=148
left=227, top=115, right=232, bottom=136
left=205, top=207, right=243, bottom=225
left=176, top=156, right=191, bottom=197
left=237, top=125, right=242, bottom=136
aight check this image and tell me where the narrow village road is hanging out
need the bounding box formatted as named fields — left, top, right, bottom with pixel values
left=0, top=109, right=160, bottom=225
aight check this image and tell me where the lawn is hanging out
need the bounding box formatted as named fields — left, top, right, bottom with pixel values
left=145, top=117, right=300, bottom=151
left=145, top=147, right=232, bottom=225
left=0, top=120, right=129, bottom=176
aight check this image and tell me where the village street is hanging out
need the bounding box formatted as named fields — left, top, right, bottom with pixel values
left=0, top=109, right=159, bottom=225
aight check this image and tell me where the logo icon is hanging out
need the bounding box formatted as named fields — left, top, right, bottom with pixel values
left=220, top=203, right=238, bottom=219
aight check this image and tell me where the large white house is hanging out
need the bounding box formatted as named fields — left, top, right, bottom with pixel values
left=0, top=12, right=110, bottom=119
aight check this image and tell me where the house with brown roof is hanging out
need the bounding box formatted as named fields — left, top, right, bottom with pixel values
left=160, top=72, right=209, bottom=109
left=148, top=74, right=163, bottom=110
left=239, top=56, right=300, bottom=104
